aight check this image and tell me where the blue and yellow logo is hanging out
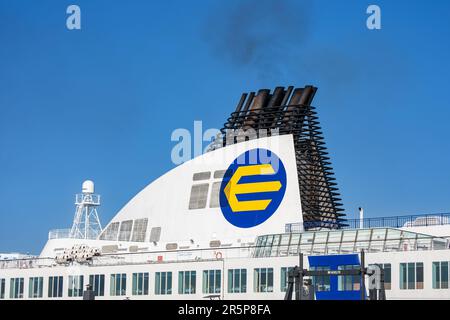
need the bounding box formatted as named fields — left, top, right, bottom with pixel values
left=219, top=148, right=287, bottom=228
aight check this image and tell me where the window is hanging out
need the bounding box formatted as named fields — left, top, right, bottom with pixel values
left=89, top=274, right=105, bottom=297
left=214, top=170, right=226, bottom=179
left=118, top=220, right=133, bottom=241
left=383, top=264, right=392, bottom=290
left=310, top=266, right=331, bottom=292
left=131, top=218, right=148, bottom=242
left=280, top=267, right=293, bottom=292
left=400, top=262, right=424, bottom=290
left=254, top=268, right=273, bottom=293
left=193, top=172, right=211, bottom=181
left=132, top=273, right=149, bottom=295
left=28, top=277, right=43, bottom=298
left=189, top=184, right=209, bottom=209
left=338, top=265, right=360, bottom=291
left=178, top=271, right=196, bottom=294
left=228, top=269, right=246, bottom=293
left=369, top=263, right=391, bottom=290
left=209, top=182, right=222, bottom=208
left=400, top=263, right=407, bottom=289
left=9, top=278, right=24, bottom=299
left=203, top=270, right=221, bottom=294
left=110, top=273, right=127, bottom=296
left=68, top=275, right=84, bottom=297
left=150, top=227, right=162, bottom=243
left=0, top=279, right=5, bottom=299
left=155, top=272, right=172, bottom=295
left=417, top=263, right=424, bottom=289
left=48, top=276, right=63, bottom=298
left=433, top=261, right=449, bottom=289
left=99, top=222, right=120, bottom=240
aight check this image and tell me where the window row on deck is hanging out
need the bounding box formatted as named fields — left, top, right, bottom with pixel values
left=1, top=260, right=449, bottom=299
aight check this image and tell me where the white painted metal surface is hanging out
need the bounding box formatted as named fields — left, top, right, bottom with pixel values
left=1, top=135, right=449, bottom=300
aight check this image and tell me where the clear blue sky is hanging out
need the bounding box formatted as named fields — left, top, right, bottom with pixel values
left=1, top=0, right=450, bottom=254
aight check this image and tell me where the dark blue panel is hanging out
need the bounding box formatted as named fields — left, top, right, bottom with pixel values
left=308, top=254, right=364, bottom=300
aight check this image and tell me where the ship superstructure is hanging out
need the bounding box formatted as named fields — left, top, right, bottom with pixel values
left=0, top=86, right=449, bottom=300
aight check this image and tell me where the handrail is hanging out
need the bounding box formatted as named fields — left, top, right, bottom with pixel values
left=344, top=212, right=450, bottom=229
left=48, top=228, right=100, bottom=240
left=288, top=212, right=450, bottom=232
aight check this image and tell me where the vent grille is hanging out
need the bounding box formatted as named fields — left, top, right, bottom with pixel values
left=150, top=227, right=162, bottom=243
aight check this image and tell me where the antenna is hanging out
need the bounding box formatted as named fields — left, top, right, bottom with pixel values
left=359, top=207, right=364, bottom=229
left=69, top=180, right=103, bottom=239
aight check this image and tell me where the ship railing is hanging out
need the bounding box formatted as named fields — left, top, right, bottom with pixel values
left=92, top=245, right=254, bottom=267
left=48, top=229, right=72, bottom=239
left=2, top=231, right=450, bottom=270
left=0, top=246, right=255, bottom=269
left=48, top=228, right=99, bottom=240
left=288, top=212, right=450, bottom=232
left=0, top=257, right=54, bottom=270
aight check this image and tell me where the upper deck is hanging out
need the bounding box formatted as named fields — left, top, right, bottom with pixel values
left=2, top=213, right=450, bottom=271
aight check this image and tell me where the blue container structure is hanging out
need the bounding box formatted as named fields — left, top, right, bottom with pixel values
left=308, top=254, right=365, bottom=300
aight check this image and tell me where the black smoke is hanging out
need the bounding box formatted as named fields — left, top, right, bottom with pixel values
left=203, top=0, right=312, bottom=81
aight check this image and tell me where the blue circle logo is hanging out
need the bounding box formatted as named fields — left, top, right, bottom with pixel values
left=219, top=148, right=287, bottom=228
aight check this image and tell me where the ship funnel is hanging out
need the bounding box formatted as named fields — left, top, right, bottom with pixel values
left=210, top=85, right=347, bottom=230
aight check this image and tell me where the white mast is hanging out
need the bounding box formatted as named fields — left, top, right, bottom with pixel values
left=69, top=180, right=102, bottom=239
left=359, top=207, right=364, bottom=229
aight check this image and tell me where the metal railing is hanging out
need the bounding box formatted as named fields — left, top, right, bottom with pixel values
left=48, top=228, right=100, bottom=240
left=2, top=234, right=449, bottom=271
left=287, top=213, right=450, bottom=232
left=0, top=257, right=54, bottom=270
left=343, top=213, right=450, bottom=229
left=0, top=245, right=256, bottom=270
left=48, top=229, right=72, bottom=239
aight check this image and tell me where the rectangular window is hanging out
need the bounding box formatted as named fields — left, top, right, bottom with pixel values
left=400, top=263, right=424, bottom=290
left=131, top=218, right=148, bottom=242
left=400, top=263, right=407, bottom=290
left=28, top=277, right=43, bottom=298
left=68, top=275, right=84, bottom=297
left=280, top=267, right=293, bottom=292
left=149, top=227, right=162, bottom=243
left=382, top=264, right=392, bottom=290
left=203, top=270, right=221, bottom=294
left=178, top=271, right=196, bottom=294
left=254, top=268, right=273, bottom=293
left=433, top=262, right=440, bottom=289
left=209, top=182, right=222, bottom=208
left=110, top=273, right=127, bottom=296
left=416, top=262, right=424, bottom=289
left=9, top=278, right=24, bottom=299
left=443, top=262, right=449, bottom=289
left=338, top=265, right=360, bottom=291
left=433, top=261, right=449, bottom=289
left=189, top=184, right=209, bottom=209
left=214, top=170, right=226, bottom=179
left=118, top=220, right=133, bottom=241
left=0, top=279, right=5, bottom=299
left=193, top=172, right=211, bottom=181
left=369, top=263, right=392, bottom=290
left=228, top=269, right=247, bottom=293
left=48, top=276, right=63, bottom=298
left=99, top=222, right=120, bottom=241
left=89, top=274, right=105, bottom=297
left=407, top=263, right=415, bottom=289
left=132, top=273, right=149, bottom=295
left=155, top=272, right=172, bottom=295
left=311, top=266, right=331, bottom=292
